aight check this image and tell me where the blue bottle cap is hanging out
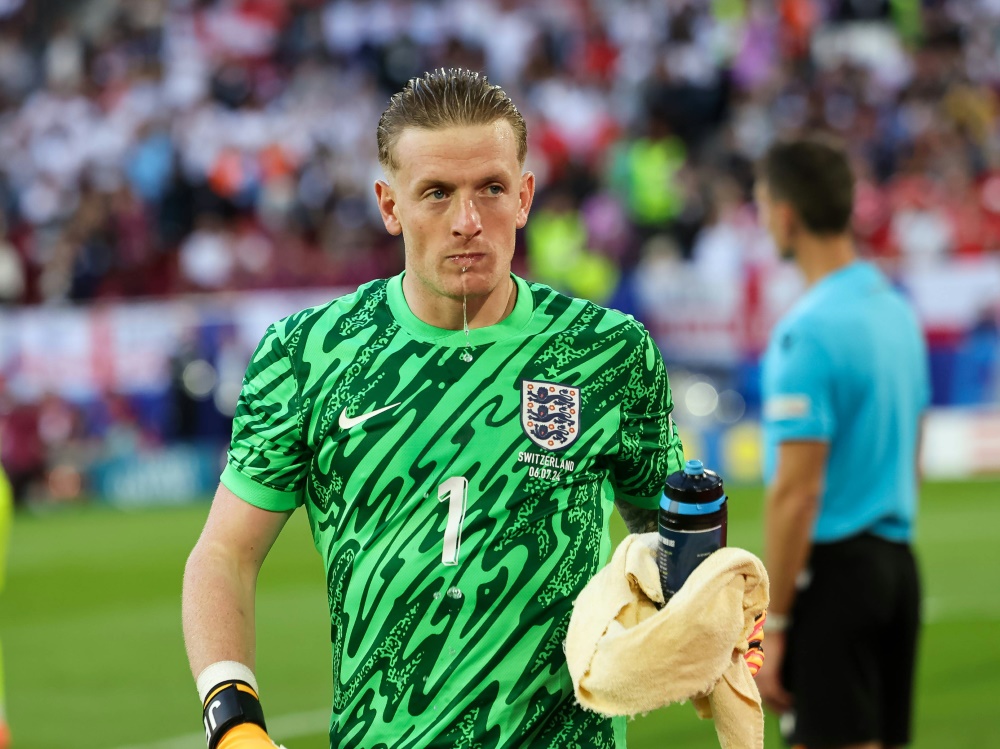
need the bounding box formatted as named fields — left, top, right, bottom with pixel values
left=683, top=459, right=704, bottom=475
left=663, top=460, right=725, bottom=504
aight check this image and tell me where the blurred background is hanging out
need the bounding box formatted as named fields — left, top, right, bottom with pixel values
left=0, top=0, right=997, bottom=748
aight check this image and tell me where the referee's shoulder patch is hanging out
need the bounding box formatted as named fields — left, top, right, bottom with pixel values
left=764, top=394, right=811, bottom=420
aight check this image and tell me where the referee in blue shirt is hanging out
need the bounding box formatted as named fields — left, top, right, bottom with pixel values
left=754, top=138, right=930, bottom=749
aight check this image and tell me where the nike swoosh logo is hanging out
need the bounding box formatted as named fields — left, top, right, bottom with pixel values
left=338, top=403, right=401, bottom=430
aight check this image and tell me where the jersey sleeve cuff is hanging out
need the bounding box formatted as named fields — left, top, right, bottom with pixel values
left=221, top=462, right=302, bottom=512
left=614, top=490, right=662, bottom=511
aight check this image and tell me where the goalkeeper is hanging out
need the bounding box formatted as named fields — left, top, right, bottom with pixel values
left=182, top=68, right=687, bottom=749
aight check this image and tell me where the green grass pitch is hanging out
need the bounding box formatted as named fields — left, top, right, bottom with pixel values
left=2, top=478, right=999, bottom=748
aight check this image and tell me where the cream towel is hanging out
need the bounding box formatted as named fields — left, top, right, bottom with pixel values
left=565, top=533, right=769, bottom=749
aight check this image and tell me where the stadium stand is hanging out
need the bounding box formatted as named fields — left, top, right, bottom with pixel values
left=0, top=0, right=998, bottom=504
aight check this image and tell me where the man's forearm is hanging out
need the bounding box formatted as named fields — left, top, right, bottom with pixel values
left=764, top=483, right=818, bottom=617
left=182, top=541, right=259, bottom=679
left=615, top=499, right=659, bottom=534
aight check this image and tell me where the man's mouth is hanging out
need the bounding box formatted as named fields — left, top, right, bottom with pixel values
left=447, top=253, right=486, bottom=266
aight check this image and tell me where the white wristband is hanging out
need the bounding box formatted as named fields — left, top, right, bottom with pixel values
left=196, top=661, right=259, bottom=704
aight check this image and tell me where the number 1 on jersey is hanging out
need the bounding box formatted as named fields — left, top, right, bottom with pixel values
left=438, top=476, right=468, bottom=565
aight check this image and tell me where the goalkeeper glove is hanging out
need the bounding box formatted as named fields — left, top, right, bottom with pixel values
left=744, top=611, right=766, bottom=677
left=203, top=681, right=286, bottom=749
left=218, top=723, right=286, bottom=749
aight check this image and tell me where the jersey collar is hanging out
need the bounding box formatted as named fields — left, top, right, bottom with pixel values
left=386, top=272, right=533, bottom=345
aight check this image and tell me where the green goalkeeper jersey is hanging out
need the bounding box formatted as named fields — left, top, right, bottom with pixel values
left=222, top=273, right=684, bottom=748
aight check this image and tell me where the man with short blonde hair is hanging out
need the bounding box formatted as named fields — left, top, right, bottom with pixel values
left=376, top=68, right=528, bottom=173
left=183, top=68, right=685, bottom=749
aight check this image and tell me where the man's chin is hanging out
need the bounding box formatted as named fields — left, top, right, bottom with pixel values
left=449, top=280, right=496, bottom=299
left=445, top=270, right=501, bottom=298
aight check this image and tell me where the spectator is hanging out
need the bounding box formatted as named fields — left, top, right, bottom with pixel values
left=0, top=216, right=23, bottom=304
left=0, top=0, right=994, bottom=311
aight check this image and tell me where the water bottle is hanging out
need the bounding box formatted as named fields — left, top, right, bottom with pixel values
left=657, top=459, right=728, bottom=603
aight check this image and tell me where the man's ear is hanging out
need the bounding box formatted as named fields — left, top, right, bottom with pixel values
left=516, top=171, right=535, bottom=229
left=375, top=180, right=402, bottom=236
left=775, top=200, right=797, bottom=246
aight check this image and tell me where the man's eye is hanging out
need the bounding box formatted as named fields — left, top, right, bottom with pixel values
left=488, top=185, right=503, bottom=195
left=431, top=189, right=446, bottom=200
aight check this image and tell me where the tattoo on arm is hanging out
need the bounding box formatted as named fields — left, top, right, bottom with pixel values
left=615, top=499, right=658, bottom=535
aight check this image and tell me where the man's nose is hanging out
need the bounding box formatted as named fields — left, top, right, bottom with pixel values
left=452, top=198, right=482, bottom=239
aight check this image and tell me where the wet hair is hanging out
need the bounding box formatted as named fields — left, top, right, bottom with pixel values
left=376, top=68, right=527, bottom=173
left=757, top=137, right=855, bottom=234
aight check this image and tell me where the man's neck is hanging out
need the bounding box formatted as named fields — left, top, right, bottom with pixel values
left=795, top=234, right=857, bottom=286
left=402, top=275, right=517, bottom=330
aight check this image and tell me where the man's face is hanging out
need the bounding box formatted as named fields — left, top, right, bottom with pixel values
left=375, top=121, right=534, bottom=301
left=754, top=180, right=795, bottom=260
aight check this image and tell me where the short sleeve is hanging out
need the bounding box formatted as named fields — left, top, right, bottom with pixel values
left=762, top=326, right=835, bottom=443
left=222, top=324, right=309, bottom=511
left=612, top=328, right=685, bottom=509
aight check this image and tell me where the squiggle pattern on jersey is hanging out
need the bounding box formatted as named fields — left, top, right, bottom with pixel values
left=227, top=278, right=684, bottom=748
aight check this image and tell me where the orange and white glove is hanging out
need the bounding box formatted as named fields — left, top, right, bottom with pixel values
left=217, top=723, right=286, bottom=749
left=201, top=677, right=287, bottom=749
left=744, top=611, right=766, bottom=677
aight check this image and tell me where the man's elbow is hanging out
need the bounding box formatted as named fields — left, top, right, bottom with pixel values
left=766, top=483, right=820, bottom=521
left=184, top=534, right=242, bottom=591
left=183, top=539, right=213, bottom=595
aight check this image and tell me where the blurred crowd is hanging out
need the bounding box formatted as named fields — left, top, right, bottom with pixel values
left=0, top=0, right=999, bottom=307
left=4, top=0, right=1000, bottom=503
left=0, top=383, right=150, bottom=504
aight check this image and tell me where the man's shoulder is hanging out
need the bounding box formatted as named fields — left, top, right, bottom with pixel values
left=766, top=306, right=835, bottom=374
left=772, top=279, right=847, bottom=347
left=777, top=263, right=899, bottom=347
left=269, top=277, right=392, bottom=343
left=773, top=305, right=816, bottom=340
left=522, top=278, right=649, bottom=342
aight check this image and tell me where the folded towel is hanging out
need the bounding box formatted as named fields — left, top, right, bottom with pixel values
left=565, top=533, right=769, bottom=749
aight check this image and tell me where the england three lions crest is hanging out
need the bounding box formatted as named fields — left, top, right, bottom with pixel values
left=521, top=380, right=580, bottom=450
